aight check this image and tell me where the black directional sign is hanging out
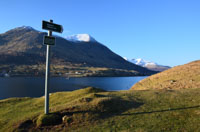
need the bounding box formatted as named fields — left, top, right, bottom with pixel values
left=43, top=36, right=56, bottom=45
left=42, top=20, right=63, bottom=33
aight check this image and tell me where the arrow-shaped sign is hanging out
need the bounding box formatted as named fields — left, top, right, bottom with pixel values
left=42, top=20, right=63, bottom=33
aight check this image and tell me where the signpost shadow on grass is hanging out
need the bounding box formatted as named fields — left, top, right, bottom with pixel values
left=120, top=105, right=200, bottom=116
left=60, top=94, right=144, bottom=120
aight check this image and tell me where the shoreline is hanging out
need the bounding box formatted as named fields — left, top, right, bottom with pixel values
left=0, top=74, right=148, bottom=78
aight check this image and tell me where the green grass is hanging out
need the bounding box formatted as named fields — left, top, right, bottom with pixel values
left=0, top=87, right=200, bottom=132
left=36, top=113, right=62, bottom=127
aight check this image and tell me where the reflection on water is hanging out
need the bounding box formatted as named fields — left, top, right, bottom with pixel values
left=0, top=76, right=147, bottom=99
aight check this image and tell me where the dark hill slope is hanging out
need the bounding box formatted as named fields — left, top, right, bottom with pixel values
left=0, top=27, right=155, bottom=75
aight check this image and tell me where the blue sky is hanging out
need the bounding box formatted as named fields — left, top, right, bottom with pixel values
left=0, top=0, right=199, bottom=66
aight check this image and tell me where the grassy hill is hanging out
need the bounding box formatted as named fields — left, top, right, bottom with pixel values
left=131, top=60, right=200, bottom=90
left=1, top=87, right=200, bottom=132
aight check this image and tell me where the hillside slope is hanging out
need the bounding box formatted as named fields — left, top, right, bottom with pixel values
left=131, top=60, right=200, bottom=90
left=1, top=87, right=200, bottom=131
left=0, top=26, right=155, bottom=76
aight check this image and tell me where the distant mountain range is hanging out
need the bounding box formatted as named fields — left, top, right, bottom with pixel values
left=0, top=26, right=156, bottom=76
left=124, top=58, right=170, bottom=72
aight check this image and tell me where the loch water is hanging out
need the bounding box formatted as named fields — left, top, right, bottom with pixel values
left=0, top=76, right=147, bottom=99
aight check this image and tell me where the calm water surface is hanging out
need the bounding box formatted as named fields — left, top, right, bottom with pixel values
left=0, top=76, right=147, bottom=99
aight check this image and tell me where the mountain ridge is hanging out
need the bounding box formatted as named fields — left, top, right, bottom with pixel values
left=0, top=26, right=156, bottom=76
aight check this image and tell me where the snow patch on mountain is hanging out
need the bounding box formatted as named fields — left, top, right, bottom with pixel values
left=4, top=26, right=38, bottom=34
left=124, top=58, right=157, bottom=67
left=131, top=58, right=157, bottom=67
left=124, top=57, right=170, bottom=72
left=13, top=26, right=35, bottom=31
left=66, top=34, right=96, bottom=42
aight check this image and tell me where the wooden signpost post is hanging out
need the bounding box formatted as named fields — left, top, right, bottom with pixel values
left=42, top=20, right=63, bottom=114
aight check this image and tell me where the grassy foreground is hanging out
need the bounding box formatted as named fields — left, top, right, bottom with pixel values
left=0, top=87, right=200, bottom=132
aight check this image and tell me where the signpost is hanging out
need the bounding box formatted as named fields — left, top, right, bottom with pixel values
left=42, top=20, right=63, bottom=114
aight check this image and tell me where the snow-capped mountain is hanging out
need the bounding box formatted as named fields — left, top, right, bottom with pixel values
left=66, top=34, right=96, bottom=43
left=124, top=58, right=170, bottom=72
left=130, top=58, right=157, bottom=67
left=0, top=26, right=156, bottom=76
